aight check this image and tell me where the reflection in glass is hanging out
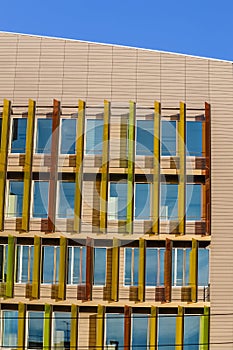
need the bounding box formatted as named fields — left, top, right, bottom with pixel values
left=60, top=119, right=76, bottom=154
left=2, top=310, right=18, bottom=348
left=158, top=314, right=176, bottom=349
left=33, top=181, right=49, bottom=218
left=132, top=314, right=148, bottom=350
left=85, top=119, right=103, bottom=154
left=53, top=312, right=71, bottom=349
left=135, top=183, right=151, bottom=220
left=28, top=311, right=44, bottom=349
left=42, top=246, right=60, bottom=284
left=7, top=181, right=24, bottom=217
left=160, top=184, right=178, bottom=220
left=186, top=121, right=202, bottom=156
left=58, top=182, right=75, bottom=218
left=11, top=118, right=27, bottom=153
left=186, top=184, right=201, bottom=220
left=16, top=245, right=34, bottom=283
left=136, top=120, right=154, bottom=155
left=184, top=315, right=200, bottom=350
left=67, top=247, right=86, bottom=285
left=124, top=248, right=139, bottom=286
left=94, top=248, right=106, bottom=286
left=198, top=249, right=209, bottom=286
left=36, top=119, right=52, bottom=154
left=108, top=183, right=127, bottom=220
left=105, top=314, right=124, bottom=348
left=146, top=248, right=165, bottom=286
left=162, top=121, right=176, bottom=156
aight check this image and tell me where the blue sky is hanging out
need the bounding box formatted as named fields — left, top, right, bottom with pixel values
left=1, top=0, right=233, bottom=61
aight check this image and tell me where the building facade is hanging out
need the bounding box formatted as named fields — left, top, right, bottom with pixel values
left=0, top=31, right=232, bottom=349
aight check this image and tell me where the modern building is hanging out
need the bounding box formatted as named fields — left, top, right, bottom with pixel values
left=0, top=31, right=232, bottom=349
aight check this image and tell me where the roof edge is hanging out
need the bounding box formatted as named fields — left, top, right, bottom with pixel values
left=0, top=30, right=232, bottom=64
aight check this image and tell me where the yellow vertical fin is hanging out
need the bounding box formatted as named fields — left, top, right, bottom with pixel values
left=176, top=306, right=184, bottom=350
left=18, top=302, right=26, bottom=349
left=58, top=236, right=67, bottom=300
left=96, top=305, right=105, bottom=349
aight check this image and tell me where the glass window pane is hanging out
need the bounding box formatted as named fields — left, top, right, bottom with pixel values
left=124, top=248, right=132, bottom=286
left=11, top=118, right=27, bottom=153
left=7, top=181, right=24, bottom=217
left=136, top=120, right=154, bottom=155
left=105, top=314, right=124, bottom=348
left=0, top=245, right=3, bottom=282
left=124, top=248, right=138, bottom=286
left=16, top=245, right=29, bottom=283
left=187, top=121, right=202, bottom=157
left=162, top=121, right=176, bottom=156
left=177, top=249, right=184, bottom=286
left=160, top=184, right=178, bottom=221
left=53, top=312, right=71, bottom=350
left=132, top=314, right=148, bottom=350
left=198, top=249, right=209, bottom=286
left=135, top=183, right=151, bottom=220
left=85, top=119, right=103, bottom=155
left=36, top=119, right=52, bottom=154
left=33, top=181, right=49, bottom=218
left=58, top=182, right=75, bottom=218
left=186, top=184, right=201, bottom=220
left=2, top=310, right=18, bottom=347
left=67, top=247, right=86, bottom=285
left=146, top=248, right=158, bottom=286
left=159, top=249, right=165, bottom=286
left=28, top=311, right=44, bottom=349
left=94, top=248, right=106, bottom=286
left=184, top=315, right=200, bottom=350
left=42, top=246, right=59, bottom=284
left=185, top=249, right=191, bottom=286
left=158, top=314, right=176, bottom=349
left=108, top=183, right=127, bottom=220
left=60, top=119, right=76, bottom=154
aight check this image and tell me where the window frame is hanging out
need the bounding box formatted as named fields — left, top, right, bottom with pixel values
left=84, top=118, right=104, bottom=156
left=34, top=117, right=53, bottom=155
left=1, top=309, right=18, bottom=349
left=56, top=180, right=75, bottom=219
left=31, top=180, right=49, bottom=219
left=135, top=119, right=154, bottom=157
left=134, top=182, right=152, bottom=221
left=145, top=247, right=165, bottom=288
left=9, top=117, right=27, bottom=154
left=15, top=244, right=34, bottom=284
left=93, top=247, right=107, bottom=287
left=131, top=313, right=150, bottom=350
left=186, top=183, right=202, bottom=222
left=104, top=313, right=124, bottom=348
left=0, top=244, right=8, bottom=283
left=67, top=246, right=86, bottom=286
left=41, top=245, right=60, bottom=285
left=6, top=179, right=24, bottom=218
left=59, top=117, right=77, bottom=155
left=108, top=181, right=128, bottom=221
left=123, top=247, right=139, bottom=287
left=26, top=310, right=44, bottom=350
left=161, top=119, right=177, bottom=157
left=51, top=311, right=71, bottom=350
left=172, top=247, right=191, bottom=287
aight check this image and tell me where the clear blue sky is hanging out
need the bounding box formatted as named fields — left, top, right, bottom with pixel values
left=1, top=0, right=233, bottom=61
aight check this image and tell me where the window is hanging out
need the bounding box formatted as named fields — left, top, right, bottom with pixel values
left=136, top=120, right=153, bottom=156
left=158, top=314, right=176, bottom=349
left=85, top=119, right=103, bottom=155
left=124, top=248, right=139, bottom=286
left=146, top=248, right=165, bottom=286
left=57, top=181, right=75, bottom=218
left=161, top=120, right=176, bottom=156
left=10, top=118, right=27, bottom=153
left=160, top=184, right=178, bottom=221
left=132, top=314, right=149, bottom=350
left=67, top=246, right=86, bottom=285
left=7, top=180, right=24, bottom=217
left=108, top=182, right=127, bottom=220
left=32, top=181, right=49, bottom=218
left=28, top=311, right=44, bottom=349
left=52, top=312, right=71, bottom=350
left=35, top=118, right=52, bottom=154
left=2, top=310, right=18, bottom=348
left=105, top=314, right=124, bottom=348
left=0, top=244, right=8, bottom=282
left=42, top=246, right=60, bottom=284
left=172, top=248, right=191, bottom=287
left=60, top=119, right=76, bottom=154
left=198, top=248, right=209, bottom=287
left=16, top=245, right=34, bottom=283
left=186, top=184, right=201, bottom=221
left=94, top=248, right=106, bottom=286
left=186, top=121, right=202, bottom=157
left=135, top=183, right=151, bottom=220
left=184, top=315, right=200, bottom=350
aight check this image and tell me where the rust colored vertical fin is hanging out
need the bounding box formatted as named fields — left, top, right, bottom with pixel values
left=48, top=99, right=61, bottom=232
left=205, top=102, right=211, bottom=235
left=86, top=237, right=94, bottom=301
left=124, top=305, right=131, bottom=350
left=164, top=238, right=173, bottom=302
left=0, top=99, right=11, bottom=231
